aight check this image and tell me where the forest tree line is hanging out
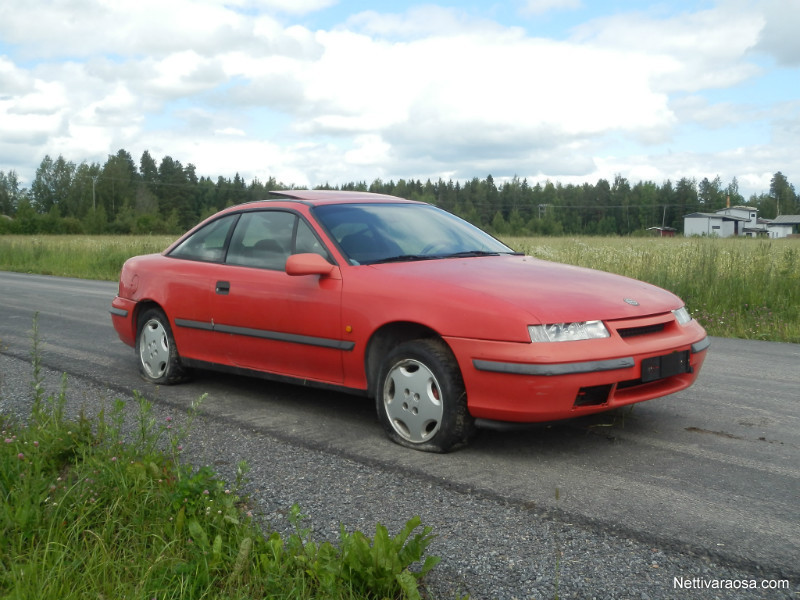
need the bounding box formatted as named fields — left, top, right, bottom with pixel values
left=1, top=148, right=798, bottom=236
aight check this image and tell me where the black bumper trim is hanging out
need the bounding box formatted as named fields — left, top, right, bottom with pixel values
left=473, top=356, right=635, bottom=377
left=691, top=337, right=711, bottom=354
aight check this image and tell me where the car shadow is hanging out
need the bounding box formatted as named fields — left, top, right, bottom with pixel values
left=181, top=368, right=662, bottom=460
left=467, top=404, right=657, bottom=458
left=185, top=368, right=377, bottom=420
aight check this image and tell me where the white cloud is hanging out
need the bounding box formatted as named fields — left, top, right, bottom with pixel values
left=0, top=1, right=238, bottom=59
left=285, top=28, right=677, bottom=175
left=771, top=101, right=800, bottom=146
left=0, top=0, right=796, bottom=198
left=215, top=127, right=246, bottom=136
left=0, top=72, right=68, bottom=147
left=670, top=95, right=753, bottom=130
left=344, top=135, right=392, bottom=167
left=0, top=56, right=31, bottom=95
left=218, top=0, right=338, bottom=16
left=755, top=0, right=800, bottom=66
left=344, top=5, right=515, bottom=38
left=569, top=5, right=764, bottom=93
left=144, top=51, right=228, bottom=99
left=520, top=0, right=582, bottom=16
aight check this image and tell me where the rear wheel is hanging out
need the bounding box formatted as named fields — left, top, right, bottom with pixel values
left=377, top=339, right=475, bottom=452
left=136, top=307, right=187, bottom=384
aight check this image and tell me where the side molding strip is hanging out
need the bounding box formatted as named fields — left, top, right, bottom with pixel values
left=174, top=318, right=355, bottom=351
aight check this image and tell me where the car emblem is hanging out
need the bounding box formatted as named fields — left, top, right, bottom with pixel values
left=623, top=298, right=639, bottom=306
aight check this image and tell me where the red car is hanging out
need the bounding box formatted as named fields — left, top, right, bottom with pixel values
left=111, top=190, right=709, bottom=452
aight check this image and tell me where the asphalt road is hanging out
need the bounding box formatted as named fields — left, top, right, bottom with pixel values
left=1, top=270, right=798, bottom=598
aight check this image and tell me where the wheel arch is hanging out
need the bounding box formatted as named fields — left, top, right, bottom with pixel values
left=134, top=299, right=165, bottom=328
left=365, top=321, right=448, bottom=397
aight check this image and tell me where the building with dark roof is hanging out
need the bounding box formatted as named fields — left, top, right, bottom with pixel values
left=683, top=206, right=800, bottom=238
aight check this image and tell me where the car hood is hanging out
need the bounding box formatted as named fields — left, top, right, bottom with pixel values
left=368, top=254, right=682, bottom=324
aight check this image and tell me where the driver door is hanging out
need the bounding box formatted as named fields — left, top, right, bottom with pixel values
left=212, top=210, right=346, bottom=384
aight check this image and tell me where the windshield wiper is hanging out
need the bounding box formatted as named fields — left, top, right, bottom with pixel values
left=369, top=254, right=437, bottom=264
left=369, top=250, right=521, bottom=264
left=439, top=250, right=523, bottom=258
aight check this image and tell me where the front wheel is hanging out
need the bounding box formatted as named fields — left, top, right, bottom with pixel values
left=136, top=307, right=187, bottom=384
left=377, top=339, right=475, bottom=452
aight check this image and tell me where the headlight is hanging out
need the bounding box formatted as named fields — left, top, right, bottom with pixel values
left=672, top=306, right=692, bottom=325
left=528, top=320, right=610, bottom=343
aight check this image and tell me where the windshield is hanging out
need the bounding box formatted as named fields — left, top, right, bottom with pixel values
left=313, top=203, right=515, bottom=265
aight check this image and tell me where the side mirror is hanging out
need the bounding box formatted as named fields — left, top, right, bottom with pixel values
left=285, top=253, right=341, bottom=279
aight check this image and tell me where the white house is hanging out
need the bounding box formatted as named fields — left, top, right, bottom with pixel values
left=684, top=206, right=768, bottom=237
left=767, top=215, right=800, bottom=238
left=683, top=211, right=750, bottom=237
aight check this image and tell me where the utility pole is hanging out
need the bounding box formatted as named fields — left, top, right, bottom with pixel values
left=91, top=176, right=98, bottom=211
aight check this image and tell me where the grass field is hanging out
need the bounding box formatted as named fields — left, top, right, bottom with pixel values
left=509, top=236, right=800, bottom=343
left=0, top=324, right=438, bottom=599
left=0, top=235, right=175, bottom=281
left=1, top=234, right=798, bottom=343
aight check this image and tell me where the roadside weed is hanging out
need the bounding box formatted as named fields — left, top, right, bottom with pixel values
left=0, top=316, right=439, bottom=599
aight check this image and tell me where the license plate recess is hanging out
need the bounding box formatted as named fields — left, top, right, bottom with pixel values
left=641, top=350, right=690, bottom=383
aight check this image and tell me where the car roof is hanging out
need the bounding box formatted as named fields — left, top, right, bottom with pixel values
left=171, top=190, right=424, bottom=251
left=267, top=189, right=417, bottom=206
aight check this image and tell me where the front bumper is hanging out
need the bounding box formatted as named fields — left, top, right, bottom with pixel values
left=110, top=296, right=139, bottom=347
left=446, top=318, right=709, bottom=423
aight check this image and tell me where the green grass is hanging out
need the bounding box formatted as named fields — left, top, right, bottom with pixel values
left=507, top=236, right=800, bottom=343
left=0, top=319, right=439, bottom=600
left=0, top=235, right=175, bottom=280
left=1, top=234, right=798, bottom=343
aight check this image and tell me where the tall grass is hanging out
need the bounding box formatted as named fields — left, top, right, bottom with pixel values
left=1, top=234, right=798, bottom=342
left=508, top=236, right=800, bottom=343
left=0, top=235, right=174, bottom=280
left=0, top=317, right=440, bottom=600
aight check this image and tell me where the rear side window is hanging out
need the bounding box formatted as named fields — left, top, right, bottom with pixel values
left=169, top=214, right=239, bottom=262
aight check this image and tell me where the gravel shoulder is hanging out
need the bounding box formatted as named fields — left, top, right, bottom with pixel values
left=2, top=352, right=796, bottom=600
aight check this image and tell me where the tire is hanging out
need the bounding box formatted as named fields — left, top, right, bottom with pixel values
left=376, top=339, right=476, bottom=452
left=136, top=307, right=187, bottom=384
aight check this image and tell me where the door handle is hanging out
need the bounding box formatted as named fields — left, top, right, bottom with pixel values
left=215, top=281, right=230, bottom=295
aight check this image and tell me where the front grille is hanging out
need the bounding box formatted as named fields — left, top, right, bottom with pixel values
left=617, top=323, right=665, bottom=338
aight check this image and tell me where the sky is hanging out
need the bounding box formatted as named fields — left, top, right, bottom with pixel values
left=1, top=0, right=798, bottom=198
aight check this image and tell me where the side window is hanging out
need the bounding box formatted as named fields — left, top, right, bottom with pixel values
left=294, top=219, right=330, bottom=260
left=226, top=211, right=297, bottom=270
left=168, top=214, right=238, bottom=262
